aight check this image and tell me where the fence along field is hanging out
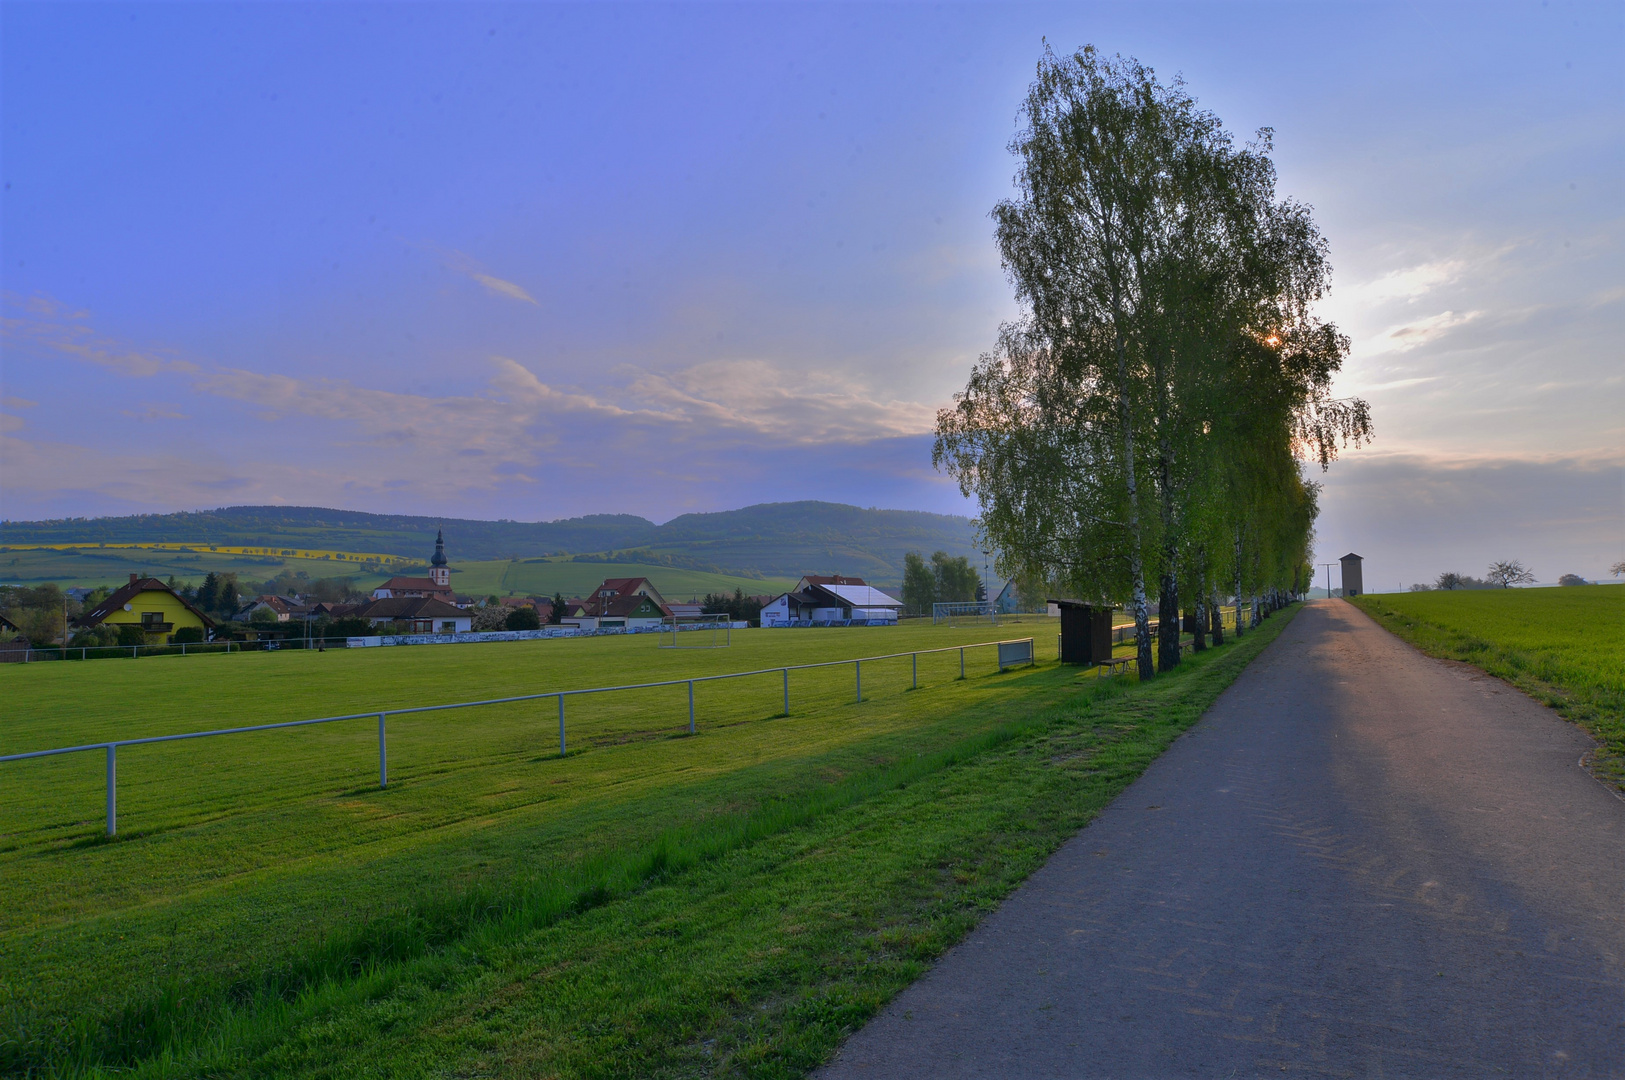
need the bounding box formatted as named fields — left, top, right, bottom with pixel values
left=3, top=635, right=1036, bottom=836
left=0, top=620, right=1063, bottom=1068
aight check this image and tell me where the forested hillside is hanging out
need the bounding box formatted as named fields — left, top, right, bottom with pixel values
left=1, top=502, right=979, bottom=583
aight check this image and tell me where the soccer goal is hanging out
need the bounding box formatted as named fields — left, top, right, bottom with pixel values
left=932, top=600, right=997, bottom=626
left=657, top=612, right=733, bottom=649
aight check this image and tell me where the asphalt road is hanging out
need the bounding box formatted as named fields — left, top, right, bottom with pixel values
left=816, top=599, right=1625, bottom=1079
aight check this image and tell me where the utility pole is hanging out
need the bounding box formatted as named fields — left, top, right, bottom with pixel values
left=1318, top=563, right=1336, bottom=600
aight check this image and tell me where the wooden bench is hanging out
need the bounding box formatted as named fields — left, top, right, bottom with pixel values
left=1099, top=656, right=1135, bottom=678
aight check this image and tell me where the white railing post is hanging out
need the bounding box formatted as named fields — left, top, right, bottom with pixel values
left=105, top=744, right=117, bottom=837
left=960, top=647, right=965, bottom=679
left=378, top=714, right=388, bottom=787
left=855, top=659, right=861, bottom=702
left=688, top=680, right=695, bottom=734
left=912, top=652, right=918, bottom=690
left=558, top=694, right=566, bottom=756
left=782, top=667, right=789, bottom=715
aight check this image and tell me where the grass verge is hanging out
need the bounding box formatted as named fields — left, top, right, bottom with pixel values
left=5, top=609, right=1296, bottom=1077
left=1350, top=587, right=1624, bottom=791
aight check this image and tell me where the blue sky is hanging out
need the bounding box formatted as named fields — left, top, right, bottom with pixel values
left=2, top=1, right=1620, bottom=585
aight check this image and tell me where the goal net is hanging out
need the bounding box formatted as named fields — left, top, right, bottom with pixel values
left=657, top=612, right=732, bottom=649
left=932, top=601, right=997, bottom=626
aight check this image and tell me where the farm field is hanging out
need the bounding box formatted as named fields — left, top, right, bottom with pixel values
left=0, top=545, right=398, bottom=591
left=0, top=611, right=1293, bottom=1077
left=1350, top=586, right=1625, bottom=788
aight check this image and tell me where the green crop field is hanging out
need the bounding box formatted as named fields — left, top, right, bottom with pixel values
left=0, top=546, right=398, bottom=591
left=1350, top=586, right=1625, bottom=789
left=0, top=612, right=1295, bottom=1078
left=449, top=559, right=794, bottom=601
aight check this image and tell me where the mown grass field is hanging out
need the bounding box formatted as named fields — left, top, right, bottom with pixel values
left=0, top=612, right=1294, bottom=1077
left=1350, top=586, right=1625, bottom=788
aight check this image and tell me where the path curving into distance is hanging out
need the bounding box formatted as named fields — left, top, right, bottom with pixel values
left=816, top=599, right=1625, bottom=1078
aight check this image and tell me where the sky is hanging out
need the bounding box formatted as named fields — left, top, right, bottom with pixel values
left=1, top=1, right=1620, bottom=588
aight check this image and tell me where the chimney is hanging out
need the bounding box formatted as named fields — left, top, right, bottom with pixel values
left=130, top=573, right=139, bottom=585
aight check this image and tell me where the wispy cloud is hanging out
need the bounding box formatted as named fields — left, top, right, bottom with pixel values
left=2, top=293, right=199, bottom=376
left=2, top=396, right=38, bottom=409
left=628, top=359, right=939, bottom=442
left=120, top=404, right=189, bottom=422
left=1340, top=258, right=1469, bottom=305
left=1381, top=309, right=1483, bottom=352
left=442, top=250, right=539, bottom=305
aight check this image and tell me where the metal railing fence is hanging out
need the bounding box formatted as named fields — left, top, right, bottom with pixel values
left=0, top=637, right=1037, bottom=837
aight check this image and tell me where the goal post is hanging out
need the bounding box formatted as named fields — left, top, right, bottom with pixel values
left=932, top=601, right=997, bottom=626
left=657, top=612, right=732, bottom=649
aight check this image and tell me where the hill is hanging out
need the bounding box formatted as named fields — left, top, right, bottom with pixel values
left=1, top=502, right=980, bottom=586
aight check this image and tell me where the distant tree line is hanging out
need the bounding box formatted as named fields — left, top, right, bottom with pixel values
left=900, top=551, right=981, bottom=616
left=934, top=47, right=1371, bottom=680
left=701, top=588, right=764, bottom=624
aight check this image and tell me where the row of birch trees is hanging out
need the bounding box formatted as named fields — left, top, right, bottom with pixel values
left=934, top=46, right=1372, bottom=680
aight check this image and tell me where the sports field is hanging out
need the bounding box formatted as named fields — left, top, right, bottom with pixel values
left=1350, top=586, right=1624, bottom=788
left=0, top=613, right=1294, bottom=1077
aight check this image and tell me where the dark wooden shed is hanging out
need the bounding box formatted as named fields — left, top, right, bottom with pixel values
left=1054, top=600, right=1113, bottom=665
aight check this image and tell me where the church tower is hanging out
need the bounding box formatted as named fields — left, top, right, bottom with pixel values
left=430, top=529, right=450, bottom=588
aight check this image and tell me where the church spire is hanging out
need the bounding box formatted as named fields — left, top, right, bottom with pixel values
left=430, top=528, right=450, bottom=587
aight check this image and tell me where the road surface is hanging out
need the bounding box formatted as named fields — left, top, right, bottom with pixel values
left=816, top=599, right=1625, bottom=1078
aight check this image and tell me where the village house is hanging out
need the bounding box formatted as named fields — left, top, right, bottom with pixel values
left=760, top=575, right=902, bottom=626
left=237, top=594, right=309, bottom=622
left=73, top=574, right=216, bottom=643
left=345, top=596, right=472, bottom=634
left=564, top=577, right=672, bottom=631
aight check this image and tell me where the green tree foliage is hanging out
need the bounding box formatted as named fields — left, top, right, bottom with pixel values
left=901, top=552, right=936, bottom=615
left=700, top=588, right=764, bottom=624
left=900, top=551, right=981, bottom=614
left=505, top=606, right=542, bottom=631
left=935, top=45, right=1369, bottom=680
left=550, top=592, right=566, bottom=624
left=932, top=552, right=980, bottom=604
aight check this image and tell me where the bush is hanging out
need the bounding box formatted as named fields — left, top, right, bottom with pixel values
left=505, top=606, right=542, bottom=631
left=69, top=625, right=120, bottom=648
left=472, top=605, right=512, bottom=632
left=171, top=626, right=205, bottom=644
left=116, top=625, right=146, bottom=647
left=327, top=617, right=373, bottom=638
left=1558, top=574, right=1588, bottom=587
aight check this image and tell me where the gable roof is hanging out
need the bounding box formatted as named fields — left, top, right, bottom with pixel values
left=244, top=594, right=304, bottom=614
left=798, top=574, right=867, bottom=589
left=0, top=612, right=18, bottom=633
left=76, top=577, right=216, bottom=630
left=379, top=576, right=450, bottom=592
left=349, top=596, right=468, bottom=620
left=819, top=582, right=902, bottom=608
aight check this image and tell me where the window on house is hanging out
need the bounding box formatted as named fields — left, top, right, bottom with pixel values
left=141, top=612, right=165, bottom=628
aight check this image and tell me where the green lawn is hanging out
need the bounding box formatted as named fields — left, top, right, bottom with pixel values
left=448, top=559, right=794, bottom=601
left=0, top=611, right=1293, bottom=1078
left=1350, top=586, right=1625, bottom=789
